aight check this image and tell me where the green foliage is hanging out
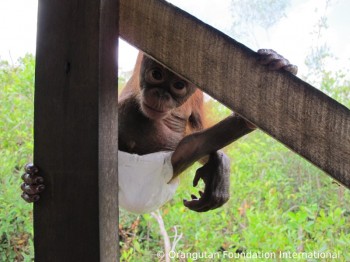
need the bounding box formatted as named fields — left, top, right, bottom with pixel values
left=319, top=70, right=350, bottom=108
left=302, top=0, right=349, bottom=109
left=120, top=128, right=350, bottom=261
left=0, top=55, right=35, bottom=261
left=229, top=0, right=291, bottom=46
left=2, top=7, right=350, bottom=260
left=118, top=23, right=350, bottom=256
left=230, top=0, right=290, bottom=29
left=119, top=77, right=350, bottom=260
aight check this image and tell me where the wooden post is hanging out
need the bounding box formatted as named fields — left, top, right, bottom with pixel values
left=120, top=0, right=350, bottom=188
left=34, top=0, right=119, bottom=261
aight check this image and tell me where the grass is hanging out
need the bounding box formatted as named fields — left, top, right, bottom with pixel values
left=119, top=98, right=350, bottom=261
left=1, top=55, right=350, bottom=261
left=120, top=131, right=350, bottom=261
left=0, top=55, right=35, bottom=261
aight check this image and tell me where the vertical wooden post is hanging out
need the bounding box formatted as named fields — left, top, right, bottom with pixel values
left=98, top=0, right=119, bottom=260
left=34, top=0, right=119, bottom=260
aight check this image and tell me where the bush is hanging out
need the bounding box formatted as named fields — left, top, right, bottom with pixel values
left=1, top=54, right=349, bottom=261
left=119, top=101, right=350, bottom=261
left=0, top=55, right=35, bottom=261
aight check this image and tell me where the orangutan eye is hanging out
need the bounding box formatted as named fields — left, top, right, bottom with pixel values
left=171, top=80, right=187, bottom=96
left=173, top=81, right=186, bottom=90
left=145, top=67, right=165, bottom=84
left=151, top=69, right=163, bottom=81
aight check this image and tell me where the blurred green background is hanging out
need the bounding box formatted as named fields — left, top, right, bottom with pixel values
left=1, top=52, right=349, bottom=261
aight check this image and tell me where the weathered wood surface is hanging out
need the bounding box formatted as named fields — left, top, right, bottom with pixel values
left=98, top=0, right=119, bottom=261
left=34, top=0, right=119, bottom=261
left=120, top=0, right=350, bottom=187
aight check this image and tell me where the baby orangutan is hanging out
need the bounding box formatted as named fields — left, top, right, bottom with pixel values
left=21, top=49, right=297, bottom=213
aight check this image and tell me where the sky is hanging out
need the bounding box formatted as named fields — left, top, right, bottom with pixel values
left=1, top=0, right=350, bottom=79
left=0, top=0, right=38, bottom=63
left=168, top=0, right=350, bottom=77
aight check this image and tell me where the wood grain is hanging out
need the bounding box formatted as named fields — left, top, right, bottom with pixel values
left=120, top=0, right=350, bottom=187
left=98, top=0, right=119, bottom=261
left=34, top=0, right=119, bottom=260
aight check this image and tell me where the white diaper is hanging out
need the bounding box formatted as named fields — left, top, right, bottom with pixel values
left=118, top=150, right=179, bottom=214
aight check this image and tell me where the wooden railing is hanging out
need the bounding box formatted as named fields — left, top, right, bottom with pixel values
left=33, top=0, right=349, bottom=261
left=120, top=0, right=350, bottom=187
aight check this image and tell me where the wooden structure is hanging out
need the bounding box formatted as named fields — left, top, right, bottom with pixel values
left=34, top=0, right=350, bottom=261
left=34, top=0, right=119, bottom=261
left=120, top=0, right=350, bottom=185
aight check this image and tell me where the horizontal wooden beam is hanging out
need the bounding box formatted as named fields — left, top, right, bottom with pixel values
left=120, top=0, right=350, bottom=187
